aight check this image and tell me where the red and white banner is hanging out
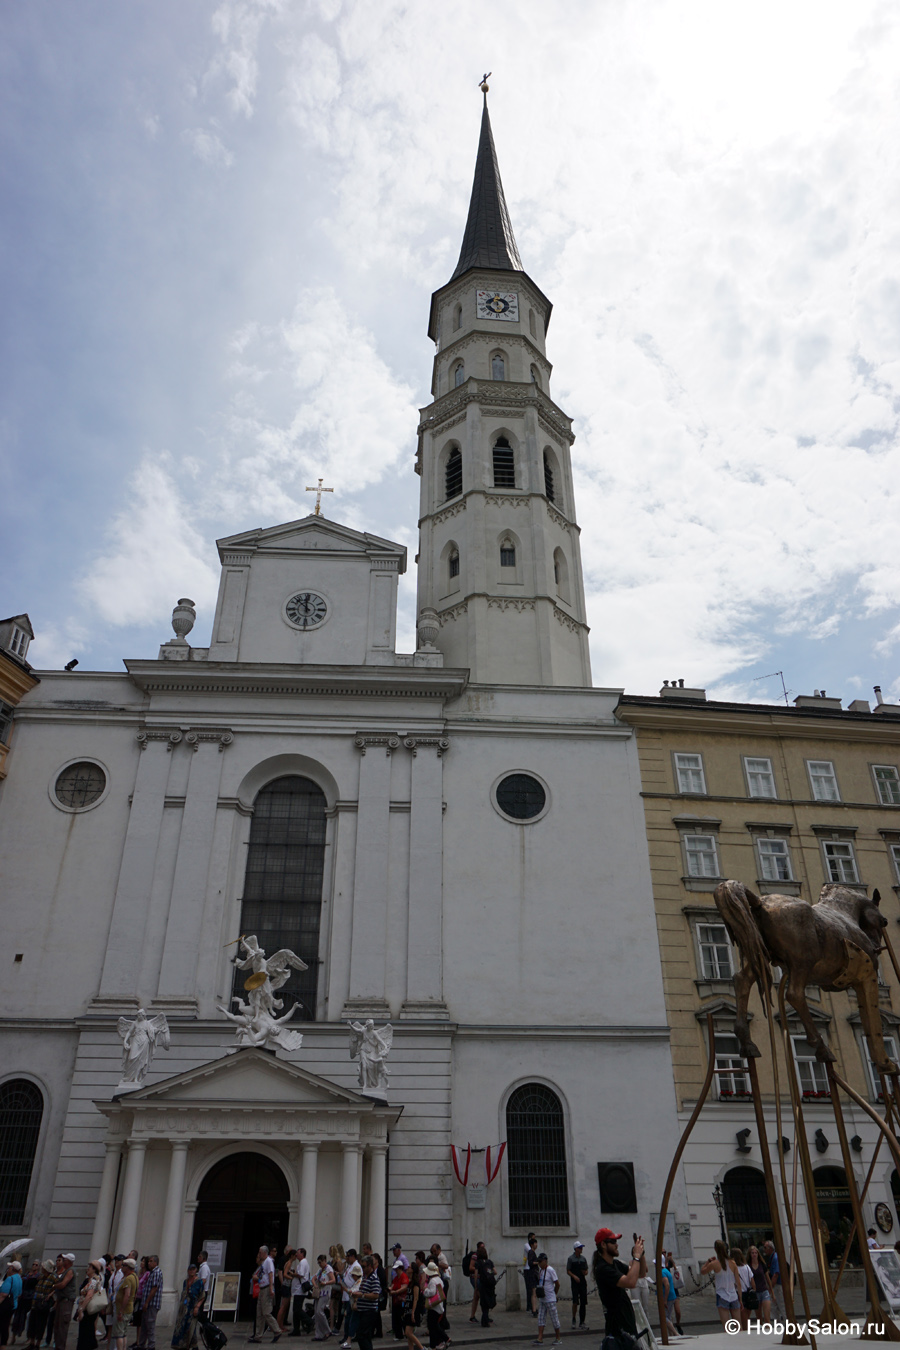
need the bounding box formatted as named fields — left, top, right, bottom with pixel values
left=484, top=1142, right=506, bottom=1185
left=450, top=1143, right=471, bottom=1186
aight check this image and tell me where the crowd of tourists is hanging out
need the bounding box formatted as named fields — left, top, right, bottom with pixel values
left=0, top=1251, right=160, bottom=1350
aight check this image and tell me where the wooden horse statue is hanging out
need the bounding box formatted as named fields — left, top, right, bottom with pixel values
left=714, top=880, right=896, bottom=1073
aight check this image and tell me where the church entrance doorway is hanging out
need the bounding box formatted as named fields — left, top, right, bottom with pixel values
left=191, top=1152, right=290, bottom=1320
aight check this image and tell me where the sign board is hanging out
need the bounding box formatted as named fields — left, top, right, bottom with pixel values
left=203, top=1240, right=227, bottom=1273
left=465, top=1182, right=486, bottom=1209
left=211, top=1272, right=240, bottom=1315
left=870, top=1249, right=900, bottom=1312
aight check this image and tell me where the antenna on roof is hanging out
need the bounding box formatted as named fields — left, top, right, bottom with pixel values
left=753, top=670, right=790, bottom=706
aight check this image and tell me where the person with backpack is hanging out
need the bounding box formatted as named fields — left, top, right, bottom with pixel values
left=474, top=1251, right=496, bottom=1330
left=565, top=1243, right=589, bottom=1330
left=464, top=1245, right=486, bottom=1323
left=523, top=1238, right=540, bottom=1318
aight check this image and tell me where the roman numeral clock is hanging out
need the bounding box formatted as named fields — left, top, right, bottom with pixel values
left=476, top=289, right=519, bottom=320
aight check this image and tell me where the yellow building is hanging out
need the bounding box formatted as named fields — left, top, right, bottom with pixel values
left=0, top=614, right=38, bottom=780
left=616, top=682, right=900, bottom=1272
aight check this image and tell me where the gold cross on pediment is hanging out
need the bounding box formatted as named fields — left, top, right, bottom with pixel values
left=306, top=478, right=334, bottom=516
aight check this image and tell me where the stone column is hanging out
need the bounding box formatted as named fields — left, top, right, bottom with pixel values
left=116, top=1139, right=147, bottom=1253
left=340, top=1143, right=360, bottom=1250
left=156, top=732, right=232, bottom=1004
left=404, top=738, right=449, bottom=1006
left=90, top=1141, right=123, bottom=1256
left=98, top=734, right=178, bottom=1002
left=368, top=1145, right=388, bottom=1256
left=347, top=738, right=396, bottom=1008
left=159, top=1142, right=190, bottom=1300
left=298, top=1145, right=319, bottom=1252
left=287, top=1201, right=300, bottom=1250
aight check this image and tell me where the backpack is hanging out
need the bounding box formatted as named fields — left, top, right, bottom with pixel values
left=462, top=1252, right=475, bottom=1278
left=200, top=1323, right=228, bottom=1350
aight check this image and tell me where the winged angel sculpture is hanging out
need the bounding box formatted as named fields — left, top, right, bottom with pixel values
left=349, top=1019, right=393, bottom=1096
left=116, top=1009, right=170, bottom=1088
left=217, top=935, right=308, bottom=1052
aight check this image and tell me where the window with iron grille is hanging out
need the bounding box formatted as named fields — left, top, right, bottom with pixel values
left=722, top=1166, right=771, bottom=1225
left=445, top=447, right=462, bottom=500
left=235, top=776, right=327, bottom=1021
left=55, top=761, right=106, bottom=809
left=543, top=452, right=555, bottom=502
left=448, top=551, right=460, bottom=580
left=492, top=439, right=515, bottom=488
left=506, top=1083, right=569, bottom=1227
left=500, top=541, right=516, bottom=568
left=0, top=1079, right=43, bottom=1225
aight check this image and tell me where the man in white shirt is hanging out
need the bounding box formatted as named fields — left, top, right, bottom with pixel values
left=339, top=1251, right=363, bottom=1350
left=248, top=1246, right=281, bottom=1343
left=868, top=1228, right=880, bottom=1250
left=534, top=1253, right=561, bottom=1346
left=290, top=1250, right=312, bottom=1336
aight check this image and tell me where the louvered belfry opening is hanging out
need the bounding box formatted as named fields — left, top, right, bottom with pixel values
left=506, top=1082, right=570, bottom=1227
left=543, top=452, right=555, bottom=503
left=0, top=1079, right=43, bottom=1225
left=445, top=447, right=463, bottom=500
left=235, top=775, right=327, bottom=1021
left=492, top=438, right=515, bottom=488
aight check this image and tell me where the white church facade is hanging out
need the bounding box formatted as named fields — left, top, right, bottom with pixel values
left=0, top=98, right=686, bottom=1318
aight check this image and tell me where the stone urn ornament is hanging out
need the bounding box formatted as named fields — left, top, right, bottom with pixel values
left=170, top=598, right=196, bottom=643
left=416, top=607, right=440, bottom=651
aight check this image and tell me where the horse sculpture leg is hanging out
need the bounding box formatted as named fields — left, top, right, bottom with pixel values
left=784, top=969, right=836, bottom=1062
left=853, top=972, right=897, bottom=1074
left=733, top=963, right=762, bottom=1058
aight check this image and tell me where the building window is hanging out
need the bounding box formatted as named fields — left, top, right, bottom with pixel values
left=889, top=843, right=900, bottom=883
left=863, top=1034, right=900, bottom=1101
left=54, top=761, right=107, bottom=810
left=698, top=922, right=733, bottom=979
left=714, top=1033, right=749, bottom=1098
left=685, top=834, right=720, bottom=878
left=0, top=1079, right=43, bottom=1225
left=0, top=701, right=13, bottom=746
left=530, top=365, right=541, bottom=387
left=495, top=773, right=547, bottom=821
left=822, top=840, right=859, bottom=884
left=745, top=757, right=777, bottom=798
left=500, top=540, right=516, bottom=568
left=808, top=760, right=840, bottom=802
left=8, top=627, right=30, bottom=659
left=873, top=766, right=900, bottom=806
left=757, top=838, right=793, bottom=882
left=506, top=1082, right=569, bottom=1227
left=674, top=752, right=706, bottom=794
left=454, top=304, right=462, bottom=331
left=553, top=548, right=570, bottom=603
left=722, top=1166, right=772, bottom=1249
left=237, top=775, right=327, bottom=1021
left=492, top=438, right=516, bottom=487
left=445, top=447, right=462, bottom=500
left=791, top=1035, right=830, bottom=1096
left=543, top=451, right=555, bottom=503
left=529, top=309, right=536, bottom=336
left=491, top=352, right=506, bottom=381
left=453, top=361, right=465, bottom=388
left=448, top=550, right=460, bottom=580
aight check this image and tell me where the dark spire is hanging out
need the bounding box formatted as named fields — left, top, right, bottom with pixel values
left=451, top=94, right=523, bottom=281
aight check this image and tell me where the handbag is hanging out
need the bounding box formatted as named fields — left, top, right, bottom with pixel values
left=251, top=1279, right=260, bottom=1299
left=87, top=1289, right=109, bottom=1316
left=742, top=1290, right=759, bottom=1310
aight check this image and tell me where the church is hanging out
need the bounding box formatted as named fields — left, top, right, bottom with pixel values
left=0, top=95, right=685, bottom=1319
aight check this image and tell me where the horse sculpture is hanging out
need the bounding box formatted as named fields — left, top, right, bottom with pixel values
left=714, top=880, right=896, bottom=1074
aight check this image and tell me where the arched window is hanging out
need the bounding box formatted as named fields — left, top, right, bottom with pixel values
left=237, top=776, right=327, bottom=1021
left=449, top=550, right=460, bottom=579
left=506, top=1082, right=569, bottom=1227
left=453, top=362, right=465, bottom=388
left=529, top=309, right=536, bottom=337
left=530, top=365, right=540, bottom=388
left=445, top=447, right=462, bottom=500
left=0, top=1079, right=43, bottom=1225
left=543, top=451, right=555, bottom=502
left=492, top=437, right=515, bottom=488
left=454, top=304, right=463, bottom=331
left=500, top=538, right=516, bottom=568
left=722, top=1166, right=771, bottom=1252
left=553, top=548, right=570, bottom=603
left=491, top=352, right=506, bottom=381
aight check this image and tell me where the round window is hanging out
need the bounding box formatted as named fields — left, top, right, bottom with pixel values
left=54, top=761, right=107, bottom=809
left=495, top=773, right=546, bottom=821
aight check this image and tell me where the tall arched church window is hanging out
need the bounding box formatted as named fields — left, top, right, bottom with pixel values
left=491, top=353, right=506, bottom=381
left=500, top=538, right=516, bottom=568
left=0, top=1079, right=43, bottom=1225
left=454, top=304, right=463, bottom=331
left=529, top=309, right=536, bottom=337
left=492, top=437, right=515, bottom=488
left=506, top=1082, right=569, bottom=1227
left=445, top=447, right=462, bottom=500
left=553, top=548, right=570, bottom=603
left=453, top=362, right=465, bottom=388
left=449, top=550, right=460, bottom=579
left=237, top=775, right=327, bottom=1021
left=530, top=365, right=540, bottom=388
left=543, top=452, right=555, bottom=503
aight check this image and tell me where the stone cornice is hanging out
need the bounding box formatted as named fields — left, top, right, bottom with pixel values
left=616, top=697, right=900, bottom=741
left=97, top=1104, right=397, bottom=1143
left=436, top=330, right=552, bottom=376
left=418, top=380, right=574, bottom=444
left=124, top=661, right=469, bottom=700
left=421, top=489, right=580, bottom=535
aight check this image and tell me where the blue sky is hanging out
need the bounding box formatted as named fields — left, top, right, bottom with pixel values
left=4, top=0, right=900, bottom=704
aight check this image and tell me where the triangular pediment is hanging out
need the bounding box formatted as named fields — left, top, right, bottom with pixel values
left=217, top=516, right=406, bottom=570
left=109, top=1048, right=374, bottom=1109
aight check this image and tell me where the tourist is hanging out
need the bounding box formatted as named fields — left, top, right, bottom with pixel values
left=312, top=1256, right=334, bottom=1341
left=290, top=1249, right=312, bottom=1336
left=762, top=1241, right=783, bottom=1316
left=533, top=1253, right=560, bottom=1347
left=664, top=1252, right=684, bottom=1335
left=354, top=1258, right=381, bottom=1350
left=397, top=1263, right=422, bottom=1350
left=408, top=1257, right=427, bottom=1331
left=465, top=1244, right=486, bottom=1324
left=730, top=1248, right=755, bottom=1331
left=389, top=1249, right=408, bottom=1275
left=434, top=1258, right=451, bottom=1344
left=338, top=1251, right=362, bottom=1350
left=247, top=1247, right=281, bottom=1345
left=389, top=1261, right=409, bottom=1342
left=328, top=1251, right=345, bottom=1335
left=565, top=1242, right=588, bottom=1330
left=170, top=1268, right=203, bottom=1350
left=74, top=1262, right=105, bottom=1350
left=26, top=1261, right=57, bottom=1350
left=523, top=1238, right=539, bottom=1318
left=137, top=1258, right=161, bottom=1350
left=1, top=1263, right=24, bottom=1350
left=474, top=1248, right=496, bottom=1330
left=700, top=1241, right=740, bottom=1331
left=868, top=1228, right=880, bottom=1250
left=421, top=1264, right=445, bottom=1350
left=114, top=1260, right=137, bottom=1350
left=592, top=1229, right=645, bottom=1348
left=53, top=1257, right=77, bottom=1350
left=129, top=1260, right=147, bottom=1350
left=13, top=1261, right=40, bottom=1343
left=372, top=1254, right=388, bottom=1339
left=277, top=1250, right=297, bottom=1333
left=747, top=1247, right=773, bottom=1323
left=656, top=1257, right=679, bottom=1340
left=195, top=1254, right=210, bottom=1323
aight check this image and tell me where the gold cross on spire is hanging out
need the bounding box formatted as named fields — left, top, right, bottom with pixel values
left=306, top=477, right=334, bottom=516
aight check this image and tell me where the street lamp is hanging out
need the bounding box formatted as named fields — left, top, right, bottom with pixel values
left=712, top=1183, right=727, bottom=1241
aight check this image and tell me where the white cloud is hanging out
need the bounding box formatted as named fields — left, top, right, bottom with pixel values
left=183, top=127, right=234, bottom=167
left=208, top=0, right=287, bottom=117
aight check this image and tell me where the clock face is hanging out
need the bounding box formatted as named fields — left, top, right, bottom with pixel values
left=476, top=289, right=519, bottom=322
left=285, top=592, right=328, bottom=629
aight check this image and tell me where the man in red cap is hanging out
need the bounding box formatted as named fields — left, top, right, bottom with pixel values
left=591, top=1230, right=647, bottom=1347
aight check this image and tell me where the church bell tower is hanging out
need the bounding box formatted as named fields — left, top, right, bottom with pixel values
left=415, top=88, right=592, bottom=687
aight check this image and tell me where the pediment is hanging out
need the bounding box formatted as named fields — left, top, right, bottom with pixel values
left=217, top=517, right=406, bottom=570
left=111, top=1048, right=373, bottom=1109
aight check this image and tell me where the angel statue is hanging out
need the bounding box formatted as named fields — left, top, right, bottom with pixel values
left=349, top=1019, right=393, bottom=1097
left=116, top=1009, right=170, bottom=1090
left=217, top=935, right=308, bottom=1053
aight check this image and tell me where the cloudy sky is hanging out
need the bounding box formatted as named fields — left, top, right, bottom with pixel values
left=4, top=0, right=900, bottom=703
